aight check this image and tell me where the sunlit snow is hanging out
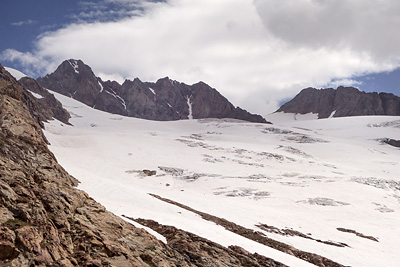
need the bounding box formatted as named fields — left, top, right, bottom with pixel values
left=44, top=91, right=400, bottom=267
left=68, top=59, right=79, bottom=74
left=5, top=67, right=27, bottom=80
left=186, top=95, right=193, bottom=119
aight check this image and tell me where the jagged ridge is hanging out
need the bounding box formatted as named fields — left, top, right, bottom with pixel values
left=37, top=59, right=268, bottom=123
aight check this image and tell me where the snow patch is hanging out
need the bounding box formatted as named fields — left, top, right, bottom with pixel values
left=69, top=59, right=79, bottom=74
left=149, top=87, right=156, bottom=95
left=186, top=95, right=193, bottom=120
left=29, top=91, right=43, bottom=99
left=5, top=67, right=27, bottom=80
left=329, top=110, right=337, bottom=118
left=121, top=216, right=167, bottom=244
left=98, top=80, right=104, bottom=92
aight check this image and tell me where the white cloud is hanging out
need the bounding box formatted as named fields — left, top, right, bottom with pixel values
left=254, top=0, right=400, bottom=62
left=2, top=0, right=400, bottom=114
left=326, top=79, right=363, bottom=88
left=11, top=19, right=36, bottom=27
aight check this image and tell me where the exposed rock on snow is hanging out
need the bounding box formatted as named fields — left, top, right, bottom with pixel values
left=336, top=228, right=378, bottom=242
left=148, top=194, right=345, bottom=267
left=257, top=224, right=349, bottom=248
left=297, top=198, right=350, bottom=206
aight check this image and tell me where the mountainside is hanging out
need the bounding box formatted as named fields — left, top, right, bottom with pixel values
left=37, top=59, right=268, bottom=123
left=0, top=65, right=288, bottom=266
left=277, top=86, right=400, bottom=118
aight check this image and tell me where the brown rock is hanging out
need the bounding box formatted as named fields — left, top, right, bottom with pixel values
left=0, top=228, right=19, bottom=260
left=16, top=226, right=43, bottom=253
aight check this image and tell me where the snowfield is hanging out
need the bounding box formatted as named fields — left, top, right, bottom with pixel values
left=44, top=91, right=400, bottom=267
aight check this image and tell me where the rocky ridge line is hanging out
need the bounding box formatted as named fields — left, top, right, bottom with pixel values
left=277, top=86, right=400, bottom=118
left=37, top=59, right=268, bottom=123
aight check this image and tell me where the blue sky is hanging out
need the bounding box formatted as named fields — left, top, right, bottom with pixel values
left=1, top=0, right=400, bottom=114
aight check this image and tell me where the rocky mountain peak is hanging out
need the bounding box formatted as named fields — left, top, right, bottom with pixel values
left=37, top=59, right=269, bottom=123
left=38, top=59, right=103, bottom=107
left=277, top=86, right=400, bottom=118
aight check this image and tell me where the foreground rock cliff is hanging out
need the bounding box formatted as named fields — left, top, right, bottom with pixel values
left=277, top=86, right=400, bottom=118
left=37, top=59, right=268, bottom=123
left=0, top=65, right=283, bottom=266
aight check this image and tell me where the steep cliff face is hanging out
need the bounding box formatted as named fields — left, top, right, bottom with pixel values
left=37, top=59, right=268, bottom=123
left=0, top=65, right=282, bottom=266
left=277, top=86, right=400, bottom=118
left=18, top=77, right=71, bottom=125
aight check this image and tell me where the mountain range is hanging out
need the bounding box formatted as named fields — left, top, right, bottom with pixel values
left=277, top=86, right=400, bottom=118
left=1, top=61, right=400, bottom=267
left=35, top=59, right=267, bottom=123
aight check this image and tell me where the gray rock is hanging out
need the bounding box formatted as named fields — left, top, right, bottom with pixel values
left=277, top=86, right=400, bottom=118
left=37, top=59, right=269, bottom=123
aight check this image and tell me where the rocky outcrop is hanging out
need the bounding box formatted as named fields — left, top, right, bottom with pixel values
left=383, top=138, right=400, bottom=148
left=37, top=59, right=268, bottom=123
left=277, top=86, right=400, bottom=118
left=133, top=218, right=287, bottom=267
left=18, top=77, right=70, bottom=125
left=0, top=64, right=280, bottom=266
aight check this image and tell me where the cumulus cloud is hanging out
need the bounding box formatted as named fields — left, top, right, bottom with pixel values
left=2, top=0, right=400, bottom=114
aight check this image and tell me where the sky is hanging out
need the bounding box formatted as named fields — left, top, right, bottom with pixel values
left=1, top=0, right=400, bottom=115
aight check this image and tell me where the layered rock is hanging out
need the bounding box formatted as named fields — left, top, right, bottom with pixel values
left=0, top=64, right=282, bottom=266
left=277, top=86, right=400, bottom=118
left=37, top=59, right=268, bottom=123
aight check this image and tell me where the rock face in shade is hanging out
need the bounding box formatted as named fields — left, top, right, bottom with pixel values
left=277, top=86, right=400, bottom=118
left=18, top=76, right=71, bottom=125
left=1, top=64, right=285, bottom=266
left=37, top=59, right=269, bottom=123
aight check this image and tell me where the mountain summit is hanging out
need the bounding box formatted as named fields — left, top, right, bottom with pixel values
left=37, top=59, right=268, bottom=123
left=277, top=86, right=400, bottom=118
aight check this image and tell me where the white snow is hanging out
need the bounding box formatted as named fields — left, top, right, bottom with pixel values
left=149, top=87, right=156, bottom=95
left=265, top=111, right=319, bottom=124
left=69, top=59, right=79, bottom=74
left=120, top=216, right=167, bottom=244
left=329, top=110, right=337, bottom=118
left=5, top=67, right=27, bottom=80
left=29, top=91, right=43, bottom=99
left=186, top=95, right=193, bottom=119
left=44, top=91, right=400, bottom=267
left=116, top=95, right=127, bottom=110
left=98, top=80, right=104, bottom=92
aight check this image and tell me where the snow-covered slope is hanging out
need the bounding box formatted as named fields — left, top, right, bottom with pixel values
left=44, top=91, right=400, bottom=267
left=5, top=67, right=27, bottom=80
